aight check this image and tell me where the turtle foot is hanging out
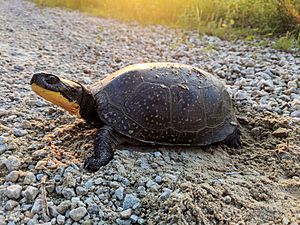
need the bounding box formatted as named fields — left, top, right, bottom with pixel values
left=224, top=127, right=241, bottom=149
left=83, top=156, right=111, bottom=172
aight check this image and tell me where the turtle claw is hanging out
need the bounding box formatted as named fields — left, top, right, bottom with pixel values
left=84, top=156, right=109, bottom=172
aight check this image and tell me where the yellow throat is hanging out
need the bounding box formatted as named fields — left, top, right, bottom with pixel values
left=31, top=83, right=80, bottom=116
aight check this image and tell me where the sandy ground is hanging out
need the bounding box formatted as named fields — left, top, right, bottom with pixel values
left=0, top=0, right=300, bottom=224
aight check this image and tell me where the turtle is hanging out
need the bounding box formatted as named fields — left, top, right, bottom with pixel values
left=30, top=63, right=241, bottom=171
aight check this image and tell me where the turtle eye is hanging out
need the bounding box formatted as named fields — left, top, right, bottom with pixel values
left=45, top=75, right=59, bottom=85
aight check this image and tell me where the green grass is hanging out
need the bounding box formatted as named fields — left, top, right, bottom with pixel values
left=32, top=0, right=300, bottom=50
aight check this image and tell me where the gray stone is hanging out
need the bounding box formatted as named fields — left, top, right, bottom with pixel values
left=36, top=173, right=45, bottom=181
left=5, top=200, right=19, bottom=211
left=83, top=77, right=92, bottom=84
left=115, top=186, right=124, bottom=201
left=291, top=110, right=300, bottom=118
left=49, top=205, right=59, bottom=217
left=0, top=215, right=5, bottom=225
left=116, top=218, right=132, bottom=225
left=137, top=186, right=146, bottom=196
left=152, top=151, right=162, bottom=157
left=120, top=208, right=132, bottom=219
left=32, top=149, right=49, bottom=159
left=0, top=144, right=7, bottom=154
left=287, top=80, right=298, bottom=88
left=27, top=217, right=39, bottom=225
left=69, top=207, right=87, bottom=221
left=234, top=90, right=248, bottom=100
left=146, top=180, right=159, bottom=190
left=5, top=170, right=19, bottom=182
left=5, top=184, right=22, bottom=199
left=5, top=156, right=21, bottom=171
left=62, top=188, right=76, bottom=199
left=137, top=218, right=146, bottom=224
left=123, top=194, right=140, bottom=210
left=87, top=204, right=101, bottom=215
left=22, top=186, right=39, bottom=202
left=35, top=99, right=47, bottom=107
left=57, top=200, right=71, bottom=214
left=130, top=215, right=139, bottom=223
left=160, top=188, right=172, bottom=200
left=262, top=79, right=274, bottom=91
left=54, top=174, right=62, bottom=182
left=57, top=215, right=65, bottom=225
left=31, top=198, right=43, bottom=214
left=13, top=128, right=28, bottom=137
left=84, top=179, right=94, bottom=189
left=13, top=64, right=24, bottom=71
left=76, top=186, right=88, bottom=196
left=0, top=136, right=7, bottom=145
left=154, top=175, right=162, bottom=184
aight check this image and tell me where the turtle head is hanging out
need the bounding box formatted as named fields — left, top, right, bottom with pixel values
left=31, top=73, right=101, bottom=124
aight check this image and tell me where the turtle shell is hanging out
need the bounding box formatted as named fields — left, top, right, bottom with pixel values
left=94, top=63, right=237, bottom=146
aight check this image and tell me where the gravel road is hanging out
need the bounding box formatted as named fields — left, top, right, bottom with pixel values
left=0, top=0, right=300, bottom=224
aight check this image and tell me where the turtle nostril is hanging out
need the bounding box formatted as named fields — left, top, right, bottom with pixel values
left=45, top=75, right=59, bottom=85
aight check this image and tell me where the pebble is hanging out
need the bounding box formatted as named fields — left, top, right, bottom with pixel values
left=84, top=179, right=94, bottom=189
left=69, top=207, right=87, bottom=221
left=115, top=186, right=125, bottom=201
left=13, top=64, right=24, bottom=71
left=5, top=185, right=22, bottom=199
left=5, top=156, right=21, bottom=171
left=146, top=180, right=159, bottom=190
left=13, top=128, right=28, bottom=137
left=87, top=204, right=101, bottom=215
left=291, top=110, right=300, bottom=118
left=56, top=215, right=66, bottom=225
left=48, top=205, right=60, bottom=217
left=123, top=194, right=140, bottom=210
left=272, top=127, right=288, bottom=137
left=152, top=151, right=162, bottom=157
left=160, top=188, right=172, bottom=200
left=116, top=218, right=132, bottom=225
left=282, top=217, right=290, bottom=225
left=57, top=200, right=71, bottom=214
left=22, top=186, right=39, bottom=202
left=154, top=175, right=162, bottom=184
left=5, top=170, right=19, bottom=182
left=76, top=186, right=88, bottom=196
left=0, top=136, right=8, bottom=145
left=31, top=199, right=43, bottom=214
left=0, top=216, right=5, bottom=225
left=23, top=171, right=36, bottom=184
left=83, top=77, right=92, bottom=84
left=120, top=208, right=132, bottom=219
left=62, top=188, right=76, bottom=199
left=224, top=195, right=232, bottom=204
left=5, top=200, right=19, bottom=211
left=0, top=144, right=7, bottom=154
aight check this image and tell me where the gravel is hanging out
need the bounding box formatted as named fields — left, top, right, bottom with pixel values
left=123, top=194, right=140, bottom=210
left=0, top=0, right=299, bottom=224
left=69, top=207, right=87, bottom=221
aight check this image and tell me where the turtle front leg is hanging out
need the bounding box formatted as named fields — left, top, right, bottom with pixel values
left=223, top=126, right=241, bottom=149
left=84, top=125, right=125, bottom=171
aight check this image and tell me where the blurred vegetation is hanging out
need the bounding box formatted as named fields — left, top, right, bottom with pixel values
left=33, top=0, right=300, bottom=46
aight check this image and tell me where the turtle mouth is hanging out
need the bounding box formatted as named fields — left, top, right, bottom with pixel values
left=30, top=73, right=82, bottom=117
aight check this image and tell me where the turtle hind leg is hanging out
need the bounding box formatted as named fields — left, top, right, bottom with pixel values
left=223, top=127, right=241, bottom=149
left=84, top=125, right=125, bottom=172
